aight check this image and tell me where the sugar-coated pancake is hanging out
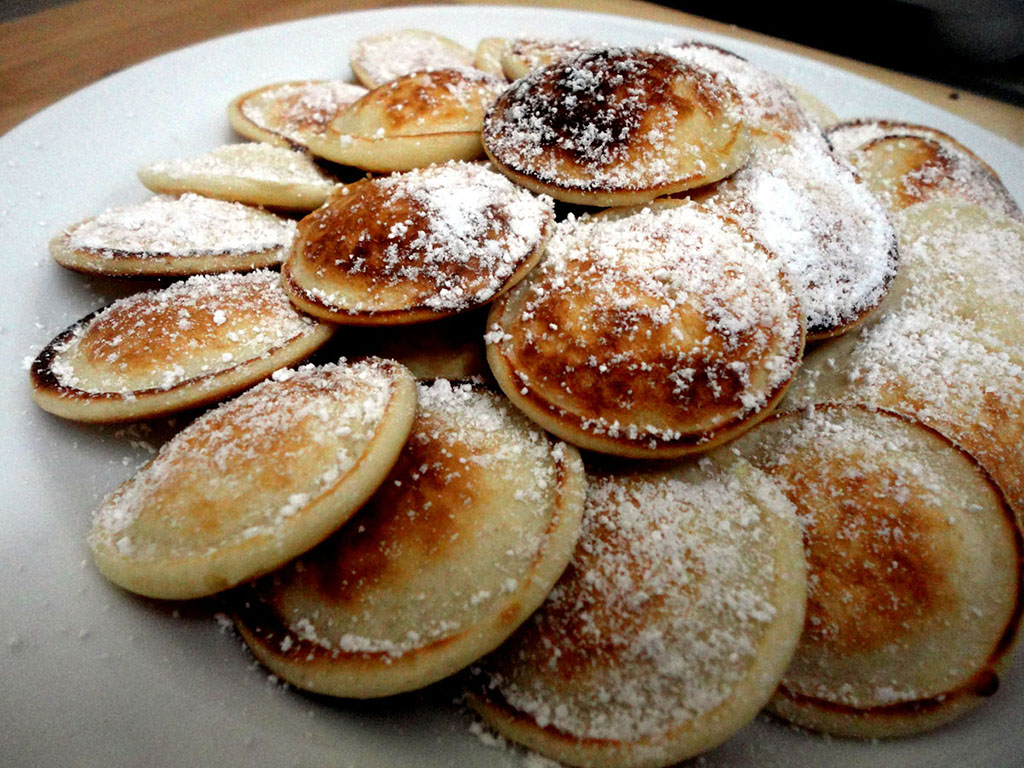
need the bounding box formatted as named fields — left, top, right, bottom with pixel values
left=305, top=68, right=507, bottom=172
left=788, top=84, right=838, bottom=129
left=660, top=41, right=821, bottom=148
left=731, top=405, right=1023, bottom=737
left=827, top=119, right=1023, bottom=222
left=781, top=200, right=1024, bottom=521
left=137, top=143, right=336, bottom=211
left=231, top=379, right=586, bottom=698
left=467, top=451, right=806, bottom=768
left=228, top=80, right=368, bottom=149
left=499, top=37, right=601, bottom=80
left=485, top=200, right=805, bottom=458
left=282, top=162, right=554, bottom=325
left=49, top=194, right=296, bottom=277
left=482, top=47, right=750, bottom=207
left=88, top=359, right=417, bottom=600
left=349, top=29, right=476, bottom=89
left=30, top=270, right=335, bottom=423
left=694, top=131, right=899, bottom=340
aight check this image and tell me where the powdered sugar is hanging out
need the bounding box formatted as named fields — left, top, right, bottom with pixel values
left=142, top=143, right=335, bottom=188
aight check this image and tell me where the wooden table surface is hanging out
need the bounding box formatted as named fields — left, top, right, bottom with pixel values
left=1, top=0, right=1022, bottom=146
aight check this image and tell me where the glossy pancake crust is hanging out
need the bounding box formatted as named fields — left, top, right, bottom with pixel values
left=467, top=452, right=806, bottom=768
left=137, top=142, right=336, bottom=211
left=827, top=119, right=1023, bottom=222
left=231, top=379, right=586, bottom=698
left=49, top=194, right=297, bottom=277
left=482, top=47, right=750, bottom=206
left=88, top=359, right=417, bottom=600
left=731, top=405, right=1023, bottom=737
left=486, top=201, right=804, bottom=458
left=282, top=162, right=554, bottom=325
left=305, top=68, right=507, bottom=172
left=30, top=270, right=335, bottom=423
left=228, top=80, right=368, bottom=149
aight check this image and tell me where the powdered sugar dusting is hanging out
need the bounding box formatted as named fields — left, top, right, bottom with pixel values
left=65, top=194, right=295, bottom=258
left=478, top=458, right=791, bottom=741
left=239, top=81, right=369, bottom=142
left=142, top=143, right=335, bottom=187
left=49, top=270, right=320, bottom=393
left=351, top=30, right=476, bottom=87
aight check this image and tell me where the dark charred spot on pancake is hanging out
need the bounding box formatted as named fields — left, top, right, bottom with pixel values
left=300, top=416, right=478, bottom=607
left=486, top=49, right=695, bottom=172
left=780, top=462, right=956, bottom=654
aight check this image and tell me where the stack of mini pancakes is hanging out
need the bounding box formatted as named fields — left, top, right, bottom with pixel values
left=30, top=28, right=1023, bottom=768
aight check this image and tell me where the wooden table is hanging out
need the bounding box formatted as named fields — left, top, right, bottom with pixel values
left=2, top=0, right=1022, bottom=146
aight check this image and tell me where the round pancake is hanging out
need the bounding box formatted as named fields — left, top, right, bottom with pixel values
left=467, top=451, right=806, bottom=768
left=788, top=84, right=838, bottom=129
left=694, top=131, right=899, bottom=340
left=730, top=405, right=1023, bottom=737
left=49, top=194, right=296, bottom=277
left=780, top=200, right=1024, bottom=524
left=88, top=358, right=417, bottom=600
left=827, top=119, right=1023, bottom=222
left=228, top=80, right=368, bottom=149
left=482, top=47, right=750, bottom=207
left=349, top=29, right=476, bottom=89
left=473, top=37, right=511, bottom=77
left=282, top=161, right=554, bottom=325
left=499, top=37, right=601, bottom=80
left=485, top=200, right=805, bottom=458
left=304, top=68, right=507, bottom=173
left=660, top=41, right=822, bottom=148
left=30, top=270, right=335, bottom=423
left=231, top=379, right=586, bottom=698
left=137, top=143, right=336, bottom=212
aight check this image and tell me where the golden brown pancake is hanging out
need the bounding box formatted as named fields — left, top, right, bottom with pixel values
left=49, top=194, right=296, bottom=277
left=231, top=379, right=586, bottom=698
left=694, top=131, right=899, bottom=341
left=467, top=451, right=806, bottom=767
left=827, top=119, right=1023, bottom=222
left=482, top=47, right=750, bottom=207
left=498, top=37, right=601, bottom=80
left=137, top=142, right=336, bottom=212
left=781, top=200, right=1024, bottom=522
left=30, top=270, right=335, bottom=423
left=660, top=41, right=821, bottom=148
left=349, top=29, right=476, bottom=89
left=473, top=37, right=511, bottom=78
left=228, top=80, right=368, bottom=149
left=485, top=200, right=805, bottom=458
left=282, top=161, right=554, bottom=325
left=88, top=358, right=417, bottom=600
left=731, top=405, right=1023, bottom=737
left=304, top=68, right=507, bottom=172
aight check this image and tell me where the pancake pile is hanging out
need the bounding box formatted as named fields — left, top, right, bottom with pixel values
left=29, top=24, right=1024, bottom=768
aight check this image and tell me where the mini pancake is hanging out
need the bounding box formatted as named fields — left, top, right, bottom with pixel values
left=788, top=84, right=838, bottom=130
left=30, top=270, right=335, bottom=423
left=282, top=162, right=554, bottom=325
left=498, top=37, right=601, bottom=80
left=228, top=80, right=368, bottom=149
left=827, top=119, right=1023, bottom=222
left=694, top=131, right=899, bottom=340
left=473, top=37, right=511, bottom=78
left=138, top=143, right=336, bottom=212
left=730, top=405, right=1023, bottom=738
left=781, top=200, right=1024, bottom=522
left=660, top=41, right=822, bottom=148
left=231, top=379, right=586, bottom=698
left=482, top=47, right=750, bottom=207
left=349, top=29, right=476, bottom=89
left=88, top=358, right=417, bottom=600
left=485, top=200, right=805, bottom=459
left=304, top=68, right=507, bottom=173
left=49, top=194, right=296, bottom=277
left=467, top=452, right=806, bottom=768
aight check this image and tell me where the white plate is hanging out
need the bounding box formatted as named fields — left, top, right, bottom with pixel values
left=1, top=6, right=1021, bottom=767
